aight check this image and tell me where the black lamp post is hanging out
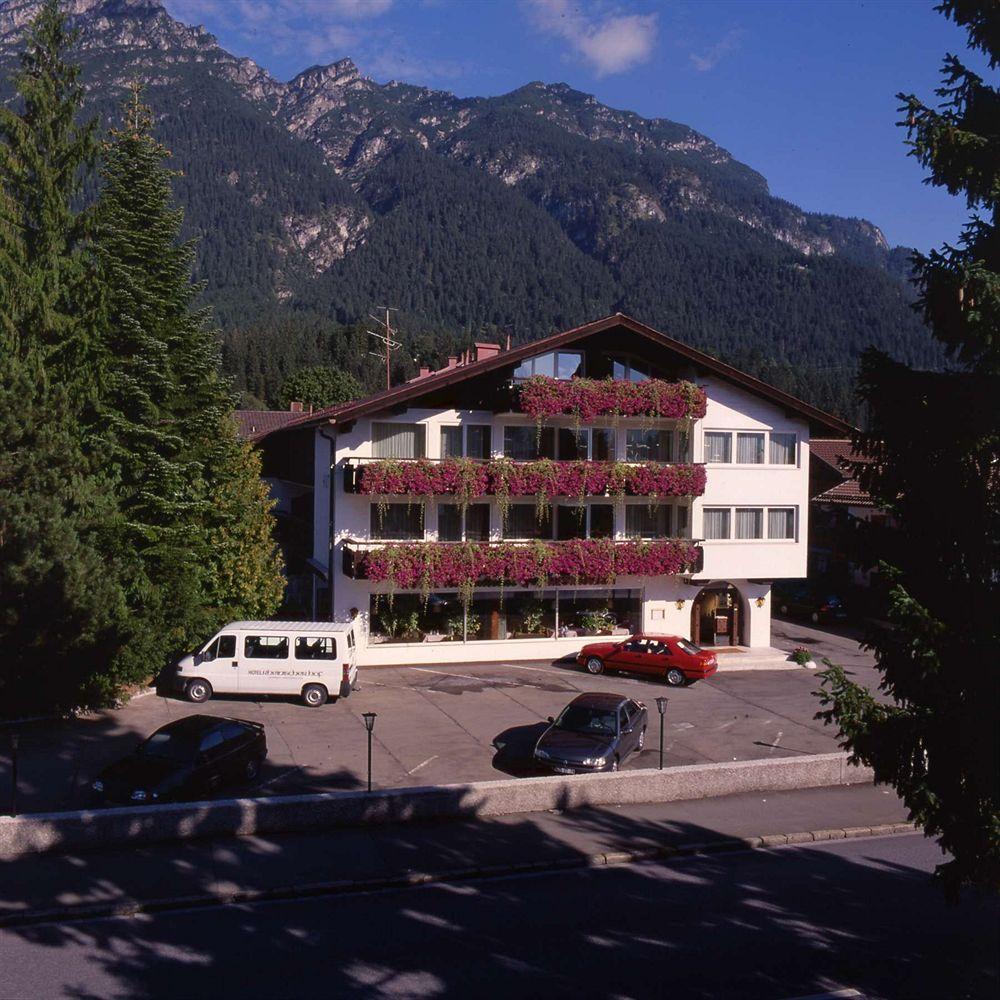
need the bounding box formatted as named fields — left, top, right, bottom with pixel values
left=654, top=697, right=668, bottom=770
left=362, top=712, right=377, bottom=792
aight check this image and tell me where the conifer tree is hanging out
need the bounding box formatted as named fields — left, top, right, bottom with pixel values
left=819, top=1, right=999, bottom=895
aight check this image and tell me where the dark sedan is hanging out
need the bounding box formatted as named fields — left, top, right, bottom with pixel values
left=774, top=583, right=849, bottom=624
left=533, top=693, right=647, bottom=774
left=92, top=715, right=267, bottom=805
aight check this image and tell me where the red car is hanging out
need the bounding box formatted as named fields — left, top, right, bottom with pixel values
left=576, top=634, right=718, bottom=687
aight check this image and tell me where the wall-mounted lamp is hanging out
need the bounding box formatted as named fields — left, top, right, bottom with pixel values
left=755, top=597, right=766, bottom=608
left=675, top=599, right=686, bottom=610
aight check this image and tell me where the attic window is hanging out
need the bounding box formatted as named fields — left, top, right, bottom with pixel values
left=611, top=356, right=651, bottom=383
left=513, top=351, right=583, bottom=381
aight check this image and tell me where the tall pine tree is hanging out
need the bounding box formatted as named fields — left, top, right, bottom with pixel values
left=819, top=1, right=999, bottom=895
left=0, top=0, right=127, bottom=711
left=93, top=83, right=284, bottom=682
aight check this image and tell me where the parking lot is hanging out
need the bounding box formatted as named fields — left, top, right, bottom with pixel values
left=0, top=620, right=877, bottom=814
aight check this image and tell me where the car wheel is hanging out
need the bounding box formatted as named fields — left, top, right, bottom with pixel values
left=245, top=756, right=263, bottom=782
left=665, top=668, right=686, bottom=688
left=301, top=683, right=328, bottom=707
left=810, top=611, right=820, bottom=624
left=186, top=679, right=212, bottom=703
left=586, top=657, right=604, bottom=675
left=637, top=727, right=646, bottom=751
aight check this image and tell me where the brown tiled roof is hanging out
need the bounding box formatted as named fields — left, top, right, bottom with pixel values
left=811, top=438, right=874, bottom=506
left=234, top=410, right=302, bottom=441
left=264, top=313, right=855, bottom=440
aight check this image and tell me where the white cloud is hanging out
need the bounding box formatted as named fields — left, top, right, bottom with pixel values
left=523, top=0, right=658, bottom=77
left=689, top=27, right=743, bottom=72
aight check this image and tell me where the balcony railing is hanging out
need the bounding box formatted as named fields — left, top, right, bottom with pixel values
left=344, top=458, right=706, bottom=499
left=342, top=538, right=703, bottom=586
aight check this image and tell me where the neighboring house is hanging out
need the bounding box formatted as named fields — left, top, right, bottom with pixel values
left=248, top=314, right=851, bottom=663
left=809, top=438, right=891, bottom=589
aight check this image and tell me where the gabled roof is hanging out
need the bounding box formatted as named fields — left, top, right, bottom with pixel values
left=262, top=313, right=854, bottom=438
left=810, top=438, right=874, bottom=507
left=234, top=409, right=303, bottom=441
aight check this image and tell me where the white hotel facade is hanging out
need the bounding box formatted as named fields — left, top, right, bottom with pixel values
left=251, top=315, right=851, bottom=665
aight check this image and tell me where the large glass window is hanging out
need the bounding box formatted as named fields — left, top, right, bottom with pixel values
left=676, top=505, right=690, bottom=537
left=503, top=503, right=552, bottom=539
left=503, top=425, right=555, bottom=460
left=440, top=426, right=463, bottom=459
left=736, top=432, right=765, bottom=464
left=438, top=503, right=490, bottom=541
left=612, top=357, right=650, bottom=382
left=625, top=504, right=672, bottom=538
left=768, top=507, right=796, bottom=539
left=735, top=507, right=764, bottom=539
left=557, top=428, right=588, bottom=460
left=704, top=431, right=732, bottom=464
left=372, top=422, right=426, bottom=459
left=466, top=424, right=492, bottom=460
left=371, top=503, right=424, bottom=540
left=369, top=593, right=458, bottom=643
left=769, top=433, right=796, bottom=465
left=592, top=428, right=615, bottom=461
left=555, top=503, right=613, bottom=540
left=626, top=429, right=673, bottom=462
left=559, top=590, right=641, bottom=638
left=513, top=351, right=583, bottom=380
left=703, top=508, right=731, bottom=540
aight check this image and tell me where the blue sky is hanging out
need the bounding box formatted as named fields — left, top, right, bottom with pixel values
left=163, top=0, right=989, bottom=251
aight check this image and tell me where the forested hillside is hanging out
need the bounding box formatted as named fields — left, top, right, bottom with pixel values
left=0, top=0, right=944, bottom=418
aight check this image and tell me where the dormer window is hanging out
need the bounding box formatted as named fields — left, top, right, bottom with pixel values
left=612, top=356, right=651, bottom=383
left=513, top=350, right=583, bottom=380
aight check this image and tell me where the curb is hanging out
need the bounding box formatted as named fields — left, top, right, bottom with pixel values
left=0, top=821, right=917, bottom=930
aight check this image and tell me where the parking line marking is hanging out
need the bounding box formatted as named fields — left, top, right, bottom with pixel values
left=407, top=755, right=439, bottom=775
left=411, top=668, right=485, bottom=682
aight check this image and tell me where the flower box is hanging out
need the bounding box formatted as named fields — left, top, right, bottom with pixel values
left=517, top=376, right=707, bottom=422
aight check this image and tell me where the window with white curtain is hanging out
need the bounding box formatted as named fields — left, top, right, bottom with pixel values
left=736, top=432, right=765, bottom=464
left=703, top=508, right=731, bottom=540
left=372, top=422, right=426, bottom=459
left=440, top=426, right=463, bottom=459
left=769, top=433, right=796, bottom=465
left=704, top=432, right=731, bottom=463
left=735, top=507, right=764, bottom=539
left=768, top=507, right=796, bottom=539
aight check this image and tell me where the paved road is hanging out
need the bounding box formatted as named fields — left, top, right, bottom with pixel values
left=2, top=834, right=995, bottom=999
left=0, top=621, right=879, bottom=813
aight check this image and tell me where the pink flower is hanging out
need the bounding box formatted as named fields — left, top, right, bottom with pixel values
left=518, top=376, right=707, bottom=422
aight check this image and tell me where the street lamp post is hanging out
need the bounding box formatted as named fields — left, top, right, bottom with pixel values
left=654, top=697, right=668, bottom=770
left=362, top=712, right=377, bottom=792
left=8, top=731, right=18, bottom=816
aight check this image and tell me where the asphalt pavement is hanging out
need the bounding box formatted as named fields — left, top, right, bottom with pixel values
left=2, top=832, right=995, bottom=999
left=0, top=620, right=879, bottom=814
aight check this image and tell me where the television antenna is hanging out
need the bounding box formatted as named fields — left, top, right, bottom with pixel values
left=367, top=307, right=401, bottom=391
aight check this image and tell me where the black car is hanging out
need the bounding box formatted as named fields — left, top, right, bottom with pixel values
left=92, top=715, right=267, bottom=805
left=533, top=693, right=647, bottom=774
left=774, top=583, right=848, bottom=624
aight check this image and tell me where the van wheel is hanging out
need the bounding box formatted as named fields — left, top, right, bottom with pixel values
left=665, top=668, right=686, bottom=688
left=186, top=679, right=212, bottom=703
left=586, top=657, right=604, bottom=675
left=245, top=756, right=263, bottom=782
left=301, top=684, right=328, bottom=707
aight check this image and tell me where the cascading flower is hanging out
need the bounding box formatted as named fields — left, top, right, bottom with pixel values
left=517, top=376, right=707, bottom=422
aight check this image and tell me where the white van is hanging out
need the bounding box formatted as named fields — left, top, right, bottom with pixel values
left=169, top=621, right=359, bottom=707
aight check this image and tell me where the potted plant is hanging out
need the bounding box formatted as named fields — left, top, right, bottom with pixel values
left=513, top=601, right=551, bottom=639
left=579, top=609, right=616, bottom=636
left=790, top=646, right=816, bottom=667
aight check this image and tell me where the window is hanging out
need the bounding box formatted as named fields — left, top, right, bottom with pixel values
left=294, top=636, right=337, bottom=660
left=218, top=635, right=235, bottom=659
left=768, top=507, right=796, bottom=539
left=199, top=728, right=226, bottom=754
left=503, top=503, right=551, bottom=539
left=736, top=432, right=765, bottom=464
left=612, top=356, right=650, bottom=382
left=704, top=431, right=731, bottom=464
left=504, top=425, right=555, bottom=460
left=735, top=507, right=764, bottom=539
left=513, top=351, right=583, bottom=380
left=373, top=422, right=425, bottom=459
left=371, top=503, right=424, bottom=540
left=441, top=424, right=492, bottom=459
left=440, top=426, right=463, bottom=459
left=625, top=504, right=672, bottom=539
left=677, top=430, right=690, bottom=462
left=466, top=425, right=491, bottom=460
left=244, top=635, right=289, bottom=659
left=438, top=503, right=490, bottom=541
left=626, top=429, right=672, bottom=462
left=557, top=428, right=588, bottom=460
left=703, top=508, right=731, bottom=540
left=220, top=722, right=249, bottom=744
left=555, top=503, right=613, bottom=540
left=592, top=428, right=615, bottom=461
left=769, top=433, right=796, bottom=465
left=676, top=505, right=689, bottom=537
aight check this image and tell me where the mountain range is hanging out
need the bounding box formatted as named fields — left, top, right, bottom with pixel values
left=0, top=0, right=941, bottom=417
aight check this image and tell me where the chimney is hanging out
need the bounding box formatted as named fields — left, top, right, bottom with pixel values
left=419, top=366, right=431, bottom=378
left=474, top=342, right=501, bottom=362
left=289, top=401, right=304, bottom=413
left=446, top=356, right=458, bottom=368
left=505, top=334, right=511, bottom=351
